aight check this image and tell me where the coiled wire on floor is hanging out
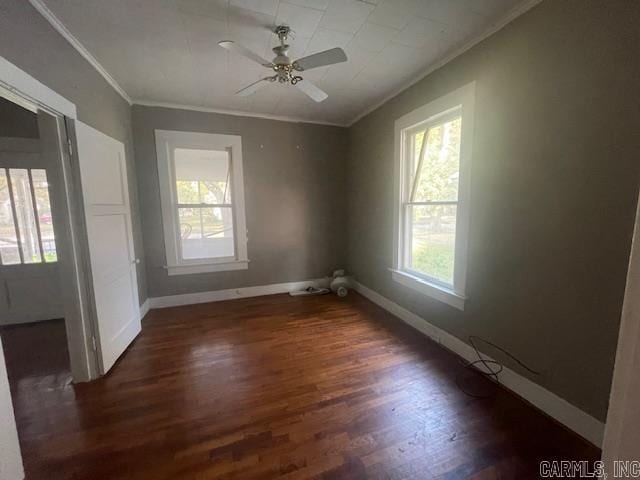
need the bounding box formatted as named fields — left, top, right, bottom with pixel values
left=456, top=335, right=541, bottom=399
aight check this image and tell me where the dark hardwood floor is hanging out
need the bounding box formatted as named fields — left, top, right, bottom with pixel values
left=2, top=293, right=598, bottom=479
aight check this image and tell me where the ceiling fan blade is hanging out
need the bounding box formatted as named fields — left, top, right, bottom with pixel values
left=293, top=47, right=347, bottom=71
left=235, top=77, right=276, bottom=97
left=295, top=79, right=328, bottom=102
left=218, top=41, right=273, bottom=67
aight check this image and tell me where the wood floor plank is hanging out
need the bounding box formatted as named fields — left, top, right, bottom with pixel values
left=1, top=293, right=599, bottom=479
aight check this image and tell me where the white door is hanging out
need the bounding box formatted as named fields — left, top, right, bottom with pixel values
left=75, top=122, right=140, bottom=373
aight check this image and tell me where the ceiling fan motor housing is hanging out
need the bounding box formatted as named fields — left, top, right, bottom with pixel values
left=272, top=46, right=291, bottom=65
left=272, top=26, right=295, bottom=83
left=218, top=24, right=345, bottom=102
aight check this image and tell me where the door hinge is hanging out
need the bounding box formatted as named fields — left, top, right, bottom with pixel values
left=67, top=138, right=74, bottom=156
left=91, top=336, right=97, bottom=352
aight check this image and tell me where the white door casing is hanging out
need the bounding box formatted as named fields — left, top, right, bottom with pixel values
left=0, top=336, right=23, bottom=480
left=602, top=191, right=640, bottom=470
left=75, top=122, right=140, bottom=373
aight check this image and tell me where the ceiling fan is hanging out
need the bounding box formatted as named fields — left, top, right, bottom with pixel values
left=218, top=26, right=347, bottom=102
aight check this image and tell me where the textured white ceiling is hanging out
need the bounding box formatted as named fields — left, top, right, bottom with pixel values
left=41, top=0, right=524, bottom=125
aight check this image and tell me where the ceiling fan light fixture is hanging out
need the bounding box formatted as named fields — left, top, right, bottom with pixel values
left=218, top=25, right=347, bottom=103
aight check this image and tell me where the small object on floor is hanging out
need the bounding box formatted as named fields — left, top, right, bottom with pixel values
left=289, top=286, right=330, bottom=297
left=330, top=269, right=349, bottom=297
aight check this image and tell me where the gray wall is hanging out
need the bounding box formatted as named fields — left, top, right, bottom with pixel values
left=132, top=106, right=348, bottom=298
left=0, top=98, right=39, bottom=138
left=346, top=0, right=640, bottom=421
left=0, top=0, right=147, bottom=303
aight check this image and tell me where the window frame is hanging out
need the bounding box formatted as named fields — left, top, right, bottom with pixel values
left=392, top=83, right=475, bottom=310
left=0, top=165, right=58, bottom=266
left=155, top=130, right=248, bottom=276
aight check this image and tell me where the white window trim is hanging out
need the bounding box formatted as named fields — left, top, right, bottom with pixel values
left=392, top=82, right=475, bottom=310
left=0, top=166, right=58, bottom=266
left=155, top=130, right=249, bottom=276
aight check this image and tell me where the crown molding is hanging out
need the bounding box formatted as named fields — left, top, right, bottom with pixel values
left=132, top=100, right=348, bottom=127
left=346, top=0, right=544, bottom=127
left=28, top=0, right=132, bottom=105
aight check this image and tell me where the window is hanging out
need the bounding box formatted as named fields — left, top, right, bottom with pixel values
left=0, top=168, right=57, bottom=265
left=392, top=83, right=475, bottom=310
left=155, top=130, right=248, bottom=275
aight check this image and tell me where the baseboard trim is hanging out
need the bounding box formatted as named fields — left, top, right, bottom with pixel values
left=351, top=280, right=605, bottom=447
left=147, top=278, right=328, bottom=309
left=139, top=298, right=150, bottom=321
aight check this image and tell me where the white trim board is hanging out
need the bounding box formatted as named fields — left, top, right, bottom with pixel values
left=347, top=0, right=543, bottom=126
left=139, top=298, right=151, bottom=321
left=133, top=100, right=346, bottom=128
left=147, top=278, right=327, bottom=309
left=0, top=56, right=76, bottom=118
left=351, top=280, right=605, bottom=447
left=27, top=0, right=132, bottom=105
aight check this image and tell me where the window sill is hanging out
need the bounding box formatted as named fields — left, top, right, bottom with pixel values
left=165, top=260, right=249, bottom=276
left=390, top=269, right=466, bottom=311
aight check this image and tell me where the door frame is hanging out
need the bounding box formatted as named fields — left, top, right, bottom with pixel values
left=0, top=56, right=100, bottom=382
left=602, top=189, right=640, bottom=469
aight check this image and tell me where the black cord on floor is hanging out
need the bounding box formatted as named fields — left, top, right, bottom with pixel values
left=455, top=335, right=541, bottom=399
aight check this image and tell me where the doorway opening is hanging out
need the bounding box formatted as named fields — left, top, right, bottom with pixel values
left=0, top=63, right=102, bottom=385
left=0, top=93, right=76, bottom=392
left=0, top=58, right=144, bottom=478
